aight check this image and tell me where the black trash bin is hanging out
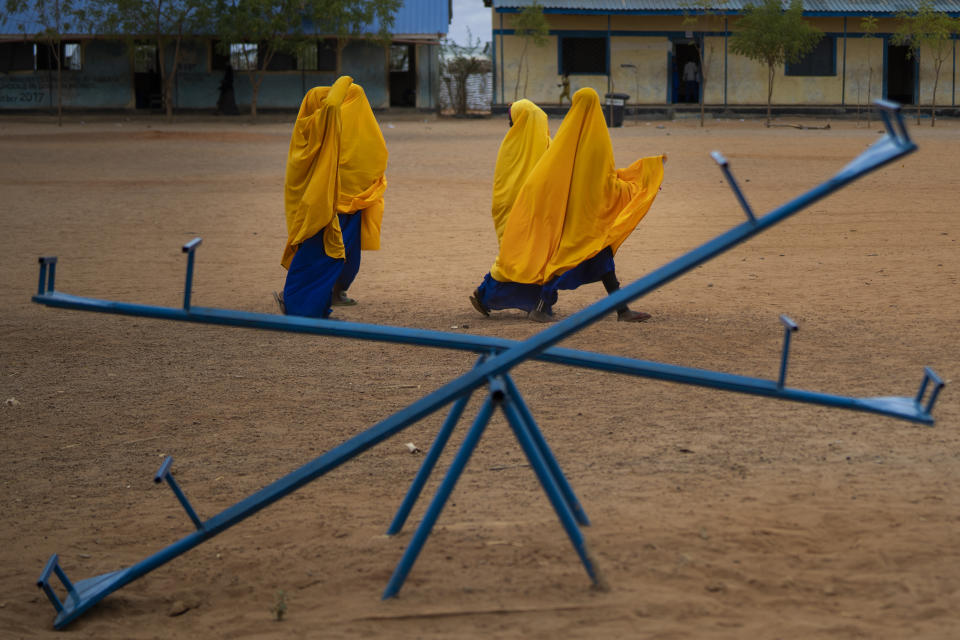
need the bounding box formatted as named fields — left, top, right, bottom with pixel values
left=603, top=92, right=629, bottom=127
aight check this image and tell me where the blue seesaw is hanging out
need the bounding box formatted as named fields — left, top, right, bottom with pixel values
left=33, top=101, right=944, bottom=629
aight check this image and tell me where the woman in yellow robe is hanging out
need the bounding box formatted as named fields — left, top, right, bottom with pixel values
left=278, top=75, right=388, bottom=317
left=490, top=99, right=551, bottom=244
left=469, top=100, right=552, bottom=317
left=471, top=88, right=665, bottom=322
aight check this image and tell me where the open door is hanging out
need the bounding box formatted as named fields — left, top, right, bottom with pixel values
left=133, top=43, right=162, bottom=110
left=885, top=44, right=915, bottom=105
left=389, top=44, right=417, bottom=107
left=672, top=41, right=700, bottom=104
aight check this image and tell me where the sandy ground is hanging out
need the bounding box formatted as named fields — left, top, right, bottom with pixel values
left=1, top=109, right=958, bottom=639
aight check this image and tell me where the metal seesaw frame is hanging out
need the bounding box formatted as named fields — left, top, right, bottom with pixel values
left=32, top=101, right=943, bottom=629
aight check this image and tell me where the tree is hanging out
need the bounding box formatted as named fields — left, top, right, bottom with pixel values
left=214, top=0, right=307, bottom=119
left=892, top=0, right=958, bottom=127
left=512, top=0, right=548, bottom=100
left=681, top=0, right=730, bottom=127
left=729, top=0, right=822, bottom=126
left=5, top=0, right=82, bottom=125
left=216, top=0, right=399, bottom=119
left=441, top=30, right=491, bottom=116
left=91, top=0, right=211, bottom=121
left=304, top=0, right=399, bottom=74
left=857, top=15, right=878, bottom=127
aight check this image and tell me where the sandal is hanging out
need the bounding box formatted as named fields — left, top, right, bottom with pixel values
left=469, top=289, right=490, bottom=316
left=331, top=289, right=357, bottom=306
left=528, top=299, right=556, bottom=323
left=272, top=291, right=286, bottom=315
left=617, top=309, right=651, bottom=323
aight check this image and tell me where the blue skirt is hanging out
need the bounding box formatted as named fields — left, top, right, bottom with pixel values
left=283, top=212, right=361, bottom=318
left=543, top=247, right=615, bottom=299
left=475, top=272, right=543, bottom=313
left=475, top=247, right=616, bottom=314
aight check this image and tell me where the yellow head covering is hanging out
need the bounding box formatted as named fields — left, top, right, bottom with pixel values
left=490, top=99, right=550, bottom=244
left=336, top=83, right=388, bottom=250
left=282, top=76, right=388, bottom=269
left=491, top=87, right=665, bottom=285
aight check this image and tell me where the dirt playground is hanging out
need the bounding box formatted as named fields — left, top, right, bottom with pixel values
left=1, top=109, right=958, bottom=639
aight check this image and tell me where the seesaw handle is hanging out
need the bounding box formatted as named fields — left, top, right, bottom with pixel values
left=181, top=237, right=202, bottom=310
left=37, top=553, right=75, bottom=613
left=778, top=315, right=799, bottom=389
left=711, top=151, right=756, bottom=223
left=37, top=256, right=58, bottom=295
left=916, top=367, right=945, bottom=414
left=154, top=456, right=205, bottom=530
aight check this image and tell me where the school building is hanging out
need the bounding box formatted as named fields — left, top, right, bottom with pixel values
left=487, top=0, right=960, bottom=114
left=0, top=0, right=448, bottom=112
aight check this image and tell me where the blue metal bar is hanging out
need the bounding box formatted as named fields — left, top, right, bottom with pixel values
left=711, top=151, right=757, bottom=222
left=37, top=554, right=72, bottom=613
left=29, top=293, right=942, bottom=425
left=502, top=373, right=589, bottom=527
left=42, top=364, right=480, bottom=628
left=37, top=260, right=47, bottom=296
left=778, top=315, right=798, bottom=389
left=917, top=367, right=945, bottom=414
left=37, top=256, right=57, bottom=295
left=181, top=238, right=201, bottom=311
left=382, top=386, right=502, bottom=599
left=154, top=457, right=204, bottom=531
left=499, top=388, right=599, bottom=584
left=386, top=357, right=485, bottom=535
left=876, top=100, right=910, bottom=146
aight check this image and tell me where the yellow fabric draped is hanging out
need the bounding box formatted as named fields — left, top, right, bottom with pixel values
left=490, top=99, right=550, bottom=244
left=336, top=83, right=388, bottom=250
left=282, top=76, right=388, bottom=269
left=491, top=87, right=665, bottom=285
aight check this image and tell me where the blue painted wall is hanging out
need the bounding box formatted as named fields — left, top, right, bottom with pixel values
left=0, top=0, right=442, bottom=111
left=169, top=40, right=218, bottom=110
left=2, top=38, right=404, bottom=111
left=340, top=40, right=390, bottom=107
left=417, top=43, right=440, bottom=110
left=0, top=40, right=131, bottom=109
left=218, top=40, right=388, bottom=110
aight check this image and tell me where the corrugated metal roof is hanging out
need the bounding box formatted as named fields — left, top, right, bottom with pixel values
left=373, top=0, right=450, bottom=36
left=0, top=0, right=449, bottom=38
left=491, top=0, right=960, bottom=13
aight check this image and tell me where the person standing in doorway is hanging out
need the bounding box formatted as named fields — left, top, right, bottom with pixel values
left=216, top=64, right=239, bottom=115
left=557, top=73, right=571, bottom=104
left=682, top=59, right=699, bottom=103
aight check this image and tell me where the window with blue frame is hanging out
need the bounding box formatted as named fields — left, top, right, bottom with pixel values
left=785, top=36, right=835, bottom=76
left=559, top=35, right=607, bottom=74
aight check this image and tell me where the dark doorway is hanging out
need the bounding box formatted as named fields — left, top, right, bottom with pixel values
left=389, top=44, right=416, bottom=107
left=672, top=42, right=700, bottom=104
left=134, top=43, right=162, bottom=110
left=886, top=44, right=915, bottom=105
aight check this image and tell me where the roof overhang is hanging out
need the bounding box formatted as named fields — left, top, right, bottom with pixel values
left=490, top=0, right=960, bottom=17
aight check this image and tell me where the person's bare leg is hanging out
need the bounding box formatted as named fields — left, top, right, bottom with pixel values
left=602, top=271, right=651, bottom=322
